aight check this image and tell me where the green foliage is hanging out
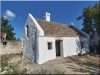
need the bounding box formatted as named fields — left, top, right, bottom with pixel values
left=1, top=17, right=16, bottom=40
left=92, top=4, right=100, bottom=35
left=77, top=3, right=100, bottom=35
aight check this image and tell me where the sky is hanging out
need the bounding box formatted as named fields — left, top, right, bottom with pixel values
left=1, top=1, right=99, bottom=39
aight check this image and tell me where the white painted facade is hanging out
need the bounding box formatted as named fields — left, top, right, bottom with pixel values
left=38, top=37, right=56, bottom=64
left=62, top=37, right=80, bottom=57
left=23, top=13, right=89, bottom=64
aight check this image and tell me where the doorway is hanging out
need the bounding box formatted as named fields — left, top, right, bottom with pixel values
left=56, top=40, right=62, bottom=56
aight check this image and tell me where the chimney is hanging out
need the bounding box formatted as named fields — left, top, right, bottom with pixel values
left=45, top=12, right=50, bottom=21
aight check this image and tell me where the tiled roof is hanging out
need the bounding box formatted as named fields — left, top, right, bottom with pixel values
left=37, top=20, right=80, bottom=37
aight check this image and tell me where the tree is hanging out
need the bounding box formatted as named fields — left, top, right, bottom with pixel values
left=77, top=4, right=100, bottom=54
left=77, top=3, right=100, bottom=36
left=92, top=4, right=100, bottom=35
left=1, top=17, right=16, bottom=40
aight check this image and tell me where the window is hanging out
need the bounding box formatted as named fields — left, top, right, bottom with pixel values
left=48, top=42, right=52, bottom=50
left=26, top=25, right=29, bottom=37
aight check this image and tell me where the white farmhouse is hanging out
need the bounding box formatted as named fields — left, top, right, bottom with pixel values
left=22, top=12, right=89, bottom=64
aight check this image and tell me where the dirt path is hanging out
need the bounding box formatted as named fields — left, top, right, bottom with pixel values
left=0, top=54, right=99, bottom=74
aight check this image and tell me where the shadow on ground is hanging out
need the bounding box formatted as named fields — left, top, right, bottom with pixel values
left=65, top=55, right=100, bottom=74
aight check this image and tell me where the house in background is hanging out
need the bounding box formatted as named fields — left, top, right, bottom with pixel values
left=22, top=12, right=89, bottom=64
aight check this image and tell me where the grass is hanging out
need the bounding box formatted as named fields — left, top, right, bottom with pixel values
left=33, top=69, right=64, bottom=74
left=0, top=55, right=64, bottom=74
left=0, top=55, right=19, bottom=74
left=0, top=54, right=99, bottom=74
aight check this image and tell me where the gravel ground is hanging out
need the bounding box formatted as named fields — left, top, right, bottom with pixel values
left=0, top=54, right=99, bottom=74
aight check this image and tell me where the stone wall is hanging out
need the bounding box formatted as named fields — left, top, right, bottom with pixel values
left=0, top=41, right=22, bottom=55
left=23, top=14, right=39, bottom=63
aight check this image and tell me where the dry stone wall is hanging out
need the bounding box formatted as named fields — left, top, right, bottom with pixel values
left=0, top=41, right=22, bottom=55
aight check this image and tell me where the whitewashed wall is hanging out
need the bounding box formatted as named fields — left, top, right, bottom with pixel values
left=23, top=16, right=37, bottom=62
left=38, top=37, right=56, bottom=64
left=80, top=37, right=89, bottom=54
left=62, top=37, right=80, bottom=57
left=23, top=14, right=44, bottom=63
left=23, top=13, right=89, bottom=64
left=62, top=37, right=89, bottom=57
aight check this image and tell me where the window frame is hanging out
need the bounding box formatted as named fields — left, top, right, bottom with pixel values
left=48, top=42, right=52, bottom=50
